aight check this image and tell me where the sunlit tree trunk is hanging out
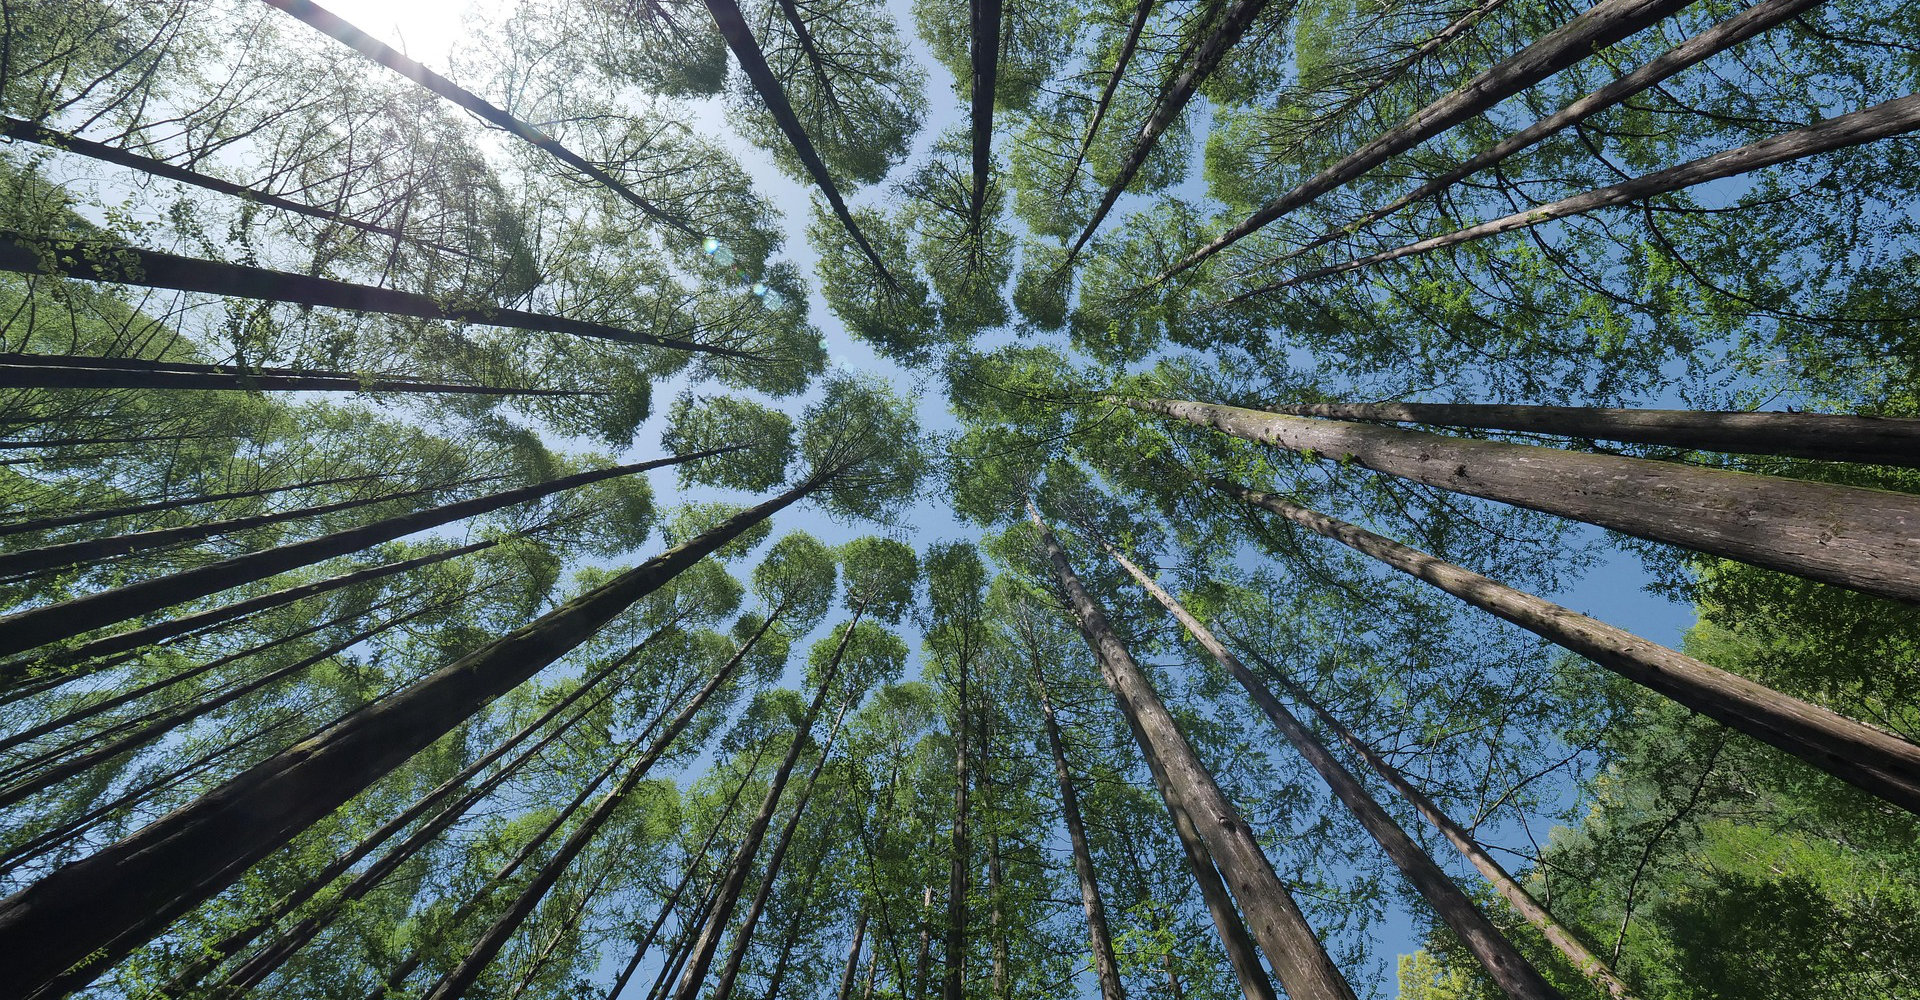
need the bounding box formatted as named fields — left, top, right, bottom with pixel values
left=1030, top=660, right=1127, bottom=1000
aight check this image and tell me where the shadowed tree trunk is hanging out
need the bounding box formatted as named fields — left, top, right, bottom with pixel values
left=967, top=0, right=1002, bottom=233
left=1125, top=397, right=1920, bottom=605
left=259, top=0, right=697, bottom=234
left=981, top=715, right=1008, bottom=1000
left=0, top=472, right=384, bottom=539
left=1238, top=93, right=1920, bottom=294
left=0, top=232, right=750, bottom=357
left=1030, top=658, right=1127, bottom=1000
left=1097, top=537, right=1563, bottom=1000
left=760, top=852, right=827, bottom=1000
left=0, top=353, right=607, bottom=395
left=0, top=449, right=731, bottom=659
left=1058, top=0, right=1155, bottom=196
left=943, top=635, right=972, bottom=1000
left=1165, top=0, right=1701, bottom=278
left=1256, top=400, right=1920, bottom=468
left=0, top=477, right=829, bottom=998
left=1215, top=478, right=1920, bottom=814
left=1266, top=0, right=1821, bottom=268
left=838, top=910, right=872, bottom=1000
left=1028, top=503, right=1357, bottom=1000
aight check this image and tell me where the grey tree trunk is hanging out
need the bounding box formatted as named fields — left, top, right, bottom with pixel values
left=1030, top=661, right=1128, bottom=1000
left=0, top=472, right=383, bottom=540
left=0, top=353, right=604, bottom=396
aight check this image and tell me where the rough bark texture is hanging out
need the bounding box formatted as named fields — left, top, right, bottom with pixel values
left=1099, top=539, right=1562, bottom=1000
left=1247, top=92, right=1920, bottom=292
left=1260, top=400, right=1920, bottom=468
left=1130, top=397, right=1920, bottom=605
left=1166, top=0, right=1700, bottom=277
left=0, top=479, right=820, bottom=998
left=1031, top=662, right=1128, bottom=1000
left=0, top=450, right=725, bottom=659
left=1216, top=479, right=1920, bottom=814
left=1028, top=505, right=1358, bottom=1000
left=0, top=233, right=745, bottom=357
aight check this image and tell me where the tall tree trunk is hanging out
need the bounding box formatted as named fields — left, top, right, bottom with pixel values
left=981, top=715, right=1008, bottom=1000
left=1126, top=397, right=1920, bottom=605
left=759, top=853, right=826, bottom=1000
left=0, top=539, right=497, bottom=697
left=1030, top=660, right=1127, bottom=1000
left=837, top=911, right=871, bottom=1000
left=1058, top=0, right=1155, bottom=196
left=0, top=472, right=385, bottom=540
left=1215, top=478, right=1920, bottom=814
left=0, top=431, right=232, bottom=450
left=1098, top=538, right=1563, bottom=1000
left=697, top=0, right=899, bottom=289
left=943, top=644, right=971, bottom=1000
left=1066, top=0, right=1270, bottom=260
left=914, top=884, right=934, bottom=1000
left=502, top=853, right=626, bottom=1000
left=1165, top=0, right=1700, bottom=277
left=1257, top=400, right=1920, bottom=469
left=1240, top=93, right=1920, bottom=294
left=1249, top=650, right=1636, bottom=1000
left=0, top=448, right=730, bottom=658
left=259, top=0, right=696, bottom=234
left=966, top=0, right=1002, bottom=233
left=427, top=613, right=787, bottom=1000
left=1028, top=504, right=1357, bottom=1000
left=0, top=477, right=825, bottom=998
left=642, top=880, right=725, bottom=1000
left=0, top=231, right=747, bottom=357
left=668, top=615, right=861, bottom=1000
left=1270, top=0, right=1819, bottom=267
left=0, top=353, right=606, bottom=395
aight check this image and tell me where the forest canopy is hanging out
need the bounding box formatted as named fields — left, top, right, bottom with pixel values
left=1, top=1, right=1918, bottom=999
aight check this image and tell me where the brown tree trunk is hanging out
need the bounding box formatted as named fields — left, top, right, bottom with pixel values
left=0, top=353, right=605, bottom=395
left=1270, top=0, right=1820, bottom=268
left=1166, top=0, right=1701, bottom=277
left=1258, top=400, right=1920, bottom=469
left=0, top=479, right=822, bottom=998
left=981, top=716, right=1008, bottom=1000
left=1028, top=504, right=1357, bottom=1000
left=914, top=884, right=935, bottom=1000
left=1031, top=660, right=1127, bottom=1000
left=1128, top=397, right=1920, bottom=605
left=0, top=231, right=745, bottom=357
left=1246, top=92, right=1920, bottom=293
left=943, top=645, right=971, bottom=1000
left=758, top=850, right=827, bottom=1000
left=1098, top=538, right=1563, bottom=1000
left=837, top=910, right=871, bottom=1000
left=1058, top=0, right=1155, bottom=196
left=0, top=448, right=729, bottom=658
left=1215, top=478, right=1920, bottom=814
left=0, top=472, right=384, bottom=539
left=1250, top=651, right=1637, bottom=1000
left=966, top=0, right=1002, bottom=232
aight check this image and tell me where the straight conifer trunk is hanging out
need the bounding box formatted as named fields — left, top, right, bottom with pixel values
left=0, top=475, right=826, bottom=998
left=1258, top=400, right=1920, bottom=468
left=0, top=353, right=603, bottom=395
left=838, top=910, right=872, bottom=1000
left=1215, top=478, right=1920, bottom=814
left=943, top=646, right=972, bottom=1000
left=967, top=0, right=1002, bottom=232
left=1127, top=397, right=1920, bottom=605
left=759, top=854, right=826, bottom=1000
left=0, top=448, right=731, bottom=659
left=1030, top=662, right=1127, bottom=1000
left=1028, top=504, right=1358, bottom=1000
left=1058, top=0, right=1155, bottom=195
left=0, top=472, right=384, bottom=539
left=1097, top=539, right=1562, bottom=1000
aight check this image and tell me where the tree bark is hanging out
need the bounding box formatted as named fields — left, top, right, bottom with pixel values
left=1028, top=504, right=1357, bottom=1000
left=0, top=476, right=823, bottom=998
left=759, top=852, right=826, bottom=1000
left=0, top=448, right=730, bottom=659
left=1166, top=0, right=1700, bottom=277
left=942, top=639, right=971, bottom=1000
left=838, top=910, right=871, bottom=1000
left=1127, top=397, right=1920, bottom=605
left=1242, top=92, right=1920, bottom=293
left=966, top=0, right=1002, bottom=233
left=0, top=353, right=606, bottom=395
left=0, top=231, right=748, bottom=357
left=1256, top=400, right=1920, bottom=469
left=0, top=472, right=385, bottom=539
left=1247, top=650, right=1636, bottom=1000
left=981, top=715, right=1008, bottom=1000
left=1268, top=0, right=1821, bottom=268
left=1097, top=537, right=1563, bottom=1000
left=1030, top=660, right=1127, bottom=1000
left=1058, top=0, right=1155, bottom=196
left=1215, top=478, right=1920, bottom=814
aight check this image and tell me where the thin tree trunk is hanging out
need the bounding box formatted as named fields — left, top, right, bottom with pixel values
left=837, top=912, right=869, bottom=1000
left=1126, top=397, right=1920, bottom=605
left=642, top=881, right=723, bottom=1000
left=0, top=231, right=748, bottom=357
left=0, top=472, right=384, bottom=539
left=759, top=854, right=826, bottom=1000
left=0, top=353, right=606, bottom=395
left=1269, top=0, right=1820, bottom=268
left=1058, top=0, right=1155, bottom=196
left=1097, top=538, right=1562, bottom=1000
left=1166, top=0, right=1700, bottom=277
left=967, top=0, right=1002, bottom=233
left=1066, top=0, right=1270, bottom=260
left=1240, top=92, right=1920, bottom=293
left=914, top=884, right=934, bottom=1000
left=1256, top=400, right=1920, bottom=469
left=1215, top=478, right=1920, bottom=814
left=982, top=716, right=1008, bottom=1000
left=1248, top=650, right=1636, bottom=1000
left=0, top=448, right=730, bottom=659
left=0, top=431, right=231, bottom=450
left=698, top=0, right=899, bottom=289
left=1030, top=660, right=1127, bottom=1000
left=426, top=613, right=787, bottom=1000
left=0, top=539, right=497, bottom=697
left=1028, top=503, right=1357, bottom=1000
left=0, top=477, right=826, bottom=998
left=259, top=0, right=696, bottom=235
left=943, top=642, right=971, bottom=1000
left=503, top=854, right=626, bottom=1000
